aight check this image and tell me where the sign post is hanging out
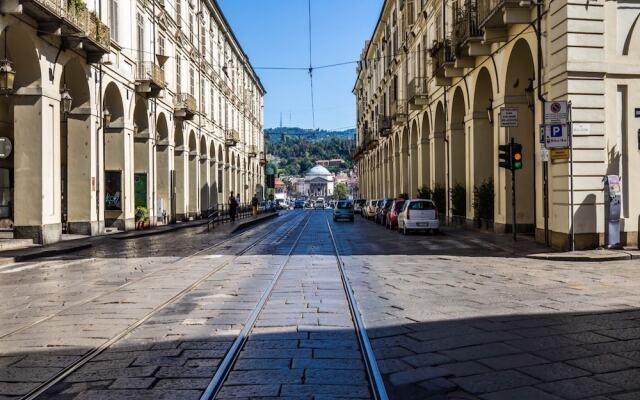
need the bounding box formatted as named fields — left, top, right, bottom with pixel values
left=500, top=108, right=519, bottom=241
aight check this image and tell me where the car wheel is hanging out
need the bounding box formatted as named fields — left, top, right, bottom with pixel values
left=402, top=224, right=408, bottom=235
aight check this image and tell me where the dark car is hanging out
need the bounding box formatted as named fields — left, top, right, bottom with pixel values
left=294, top=199, right=305, bottom=209
left=332, top=200, right=354, bottom=222
left=386, top=199, right=406, bottom=230
left=374, top=198, right=393, bottom=225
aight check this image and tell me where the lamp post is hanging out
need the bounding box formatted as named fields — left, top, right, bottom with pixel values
left=103, top=108, right=112, bottom=127
left=0, top=29, right=16, bottom=96
left=60, top=85, right=73, bottom=116
left=486, top=98, right=493, bottom=125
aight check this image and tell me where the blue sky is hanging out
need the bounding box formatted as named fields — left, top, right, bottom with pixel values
left=218, top=0, right=383, bottom=131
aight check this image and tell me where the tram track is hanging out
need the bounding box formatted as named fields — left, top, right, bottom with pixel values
left=199, top=211, right=388, bottom=400
left=17, top=211, right=308, bottom=400
left=0, top=212, right=288, bottom=341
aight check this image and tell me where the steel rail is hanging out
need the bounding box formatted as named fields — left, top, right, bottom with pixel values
left=325, top=216, right=389, bottom=400
left=22, top=212, right=305, bottom=400
left=2, top=212, right=285, bottom=341
left=199, top=211, right=313, bottom=400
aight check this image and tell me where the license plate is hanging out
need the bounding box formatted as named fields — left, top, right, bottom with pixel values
left=417, top=222, right=429, bottom=227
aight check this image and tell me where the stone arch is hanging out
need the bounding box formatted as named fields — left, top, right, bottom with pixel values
left=434, top=102, right=447, bottom=190
left=410, top=119, right=419, bottom=197
left=60, top=58, right=94, bottom=234
left=103, top=82, right=127, bottom=229
left=133, top=99, right=151, bottom=220
left=419, top=112, right=431, bottom=190
left=472, top=67, right=495, bottom=222
left=156, top=113, right=171, bottom=222
left=504, top=38, right=536, bottom=232
left=1, top=25, right=40, bottom=91
left=450, top=86, right=467, bottom=218
left=188, top=131, right=198, bottom=217
left=199, top=135, right=209, bottom=214
left=624, top=13, right=640, bottom=55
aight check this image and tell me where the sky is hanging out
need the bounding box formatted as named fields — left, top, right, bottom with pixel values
left=217, top=0, right=384, bottom=131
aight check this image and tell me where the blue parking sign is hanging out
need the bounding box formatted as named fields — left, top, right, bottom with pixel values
left=551, top=124, right=562, bottom=137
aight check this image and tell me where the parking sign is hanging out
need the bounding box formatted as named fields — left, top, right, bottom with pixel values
left=544, top=124, right=569, bottom=148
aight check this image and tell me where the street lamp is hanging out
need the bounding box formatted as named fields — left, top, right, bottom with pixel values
left=103, top=107, right=112, bottom=127
left=525, top=78, right=535, bottom=111
left=486, top=98, right=493, bottom=125
left=0, top=59, right=15, bottom=95
left=60, top=85, right=73, bottom=116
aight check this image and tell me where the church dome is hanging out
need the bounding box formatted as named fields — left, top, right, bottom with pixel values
left=306, top=165, right=332, bottom=177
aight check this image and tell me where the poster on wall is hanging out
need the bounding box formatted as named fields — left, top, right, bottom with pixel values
left=135, top=173, right=147, bottom=208
left=105, top=171, right=122, bottom=211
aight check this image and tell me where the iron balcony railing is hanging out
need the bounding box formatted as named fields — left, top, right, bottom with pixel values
left=173, top=93, right=197, bottom=119
left=477, top=0, right=521, bottom=28
left=407, top=77, right=428, bottom=104
left=453, top=1, right=483, bottom=49
left=136, top=62, right=165, bottom=87
left=378, top=115, right=392, bottom=137
left=23, top=0, right=110, bottom=51
left=225, top=129, right=240, bottom=147
left=430, top=39, right=455, bottom=72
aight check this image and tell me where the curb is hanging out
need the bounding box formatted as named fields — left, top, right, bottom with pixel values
left=0, top=243, right=93, bottom=266
left=111, top=220, right=209, bottom=240
left=231, top=212, right=279, bottom=234
left=526, top=252, right=632, bottom=262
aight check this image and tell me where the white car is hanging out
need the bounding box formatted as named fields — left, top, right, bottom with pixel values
left=363, top=199, right=378, bottom=219
left=314, top=198, right=325, bottom=209
left=397, top=199, right=439, bottom=235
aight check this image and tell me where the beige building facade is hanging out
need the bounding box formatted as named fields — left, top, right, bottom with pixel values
left=0, top=0, right=265, bottom=244
left=354, top=0, right=640, bottom=249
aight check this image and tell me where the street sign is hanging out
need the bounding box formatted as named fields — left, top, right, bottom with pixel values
left=635, top=108, right=640, bottom=118
left=572, top=123, right=591, bottom=135
left=544, top=124, right=569, bottom=148
left=541, top=148, right=549, bottom=162
left=544, top=101, right=568, bottom=124
left=550, top=148, right=570, bottom=161
left=500, top=108, right=518, bottom=128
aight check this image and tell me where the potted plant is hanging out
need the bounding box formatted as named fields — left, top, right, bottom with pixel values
left=135, top=206, right=150, bottom=230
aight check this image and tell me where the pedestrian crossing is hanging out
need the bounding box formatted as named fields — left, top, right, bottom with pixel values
left=417, top=237, right=504, bottom=252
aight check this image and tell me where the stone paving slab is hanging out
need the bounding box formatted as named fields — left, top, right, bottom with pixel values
left=333, top=215, right=640, bottom=399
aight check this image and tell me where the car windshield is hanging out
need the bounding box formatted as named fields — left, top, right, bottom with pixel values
left=337, top=201, right=352, bottom=209
left=394, top=201, right=405, bottom=210
left=384, top=199, right=393, bottom=208
left=409, top=201, right=435, bottom=210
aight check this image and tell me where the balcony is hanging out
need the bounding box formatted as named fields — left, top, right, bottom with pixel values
left=259, top=153, right=267, bottom=166
left=407, top=77, right=429, bottom=109
left=453, top=1, right=489, bottom=58
left=430, top=40, right=457, bottom=85
left=477, top=0, right=531, bottom=39
left=225, top=129, right=240, bottom=147
left=363, top=129, right=378, bottom=151
left=390, top=100, right=408, bottom=125
left=173, top=93, right=196, bottom=120
left=248, top=144, right=258, bottom=158
left=378, top=115, right=392, bottom=137
left=135, top=62, right=165, bottom=98
left=7, top=0, right=110, bottom=63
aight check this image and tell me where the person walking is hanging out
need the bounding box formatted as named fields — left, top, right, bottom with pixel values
left=251, top=193, right=259, bottom=216
left=229, top=191, right=237, bottom=222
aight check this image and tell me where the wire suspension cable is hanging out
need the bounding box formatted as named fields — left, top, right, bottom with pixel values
left=308, top=0, right=315, bottom=130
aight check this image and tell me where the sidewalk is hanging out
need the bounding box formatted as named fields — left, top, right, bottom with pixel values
left=442, top=226, right=640, bottom=262
left=0, top=211, right=278, bottom=265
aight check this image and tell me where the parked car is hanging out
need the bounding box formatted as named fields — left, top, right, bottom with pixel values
left=315, top=198, right=326, bottom=209
left=294, top=199, right=305, bottom=209
left=375, top=198, right=393, bottom=225
left=397, top=199, right=439, bottom=235
left=364, top=199, right=378, bottom=219
left=373, top=199, right=386, bottom=224
left=332, top=200, right=354, bottom=222
left=386, top=199, right=406, bottom=230
left=353, top=199, right=367, bottom=214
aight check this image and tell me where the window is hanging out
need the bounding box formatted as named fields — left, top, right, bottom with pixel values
left=409, top=201, right=435, bottom=210
left=189, top=66, right=195, bottom=96
left=109, top=0, right=119, bottom=41
left=189, top=13, right=194, bottom=43
left=176, top=55, right=181, bottom=93
left=136, top=13, right=144, bottom=62
left=210, top=88, right=214, bottom=120
left=176, top=0, right=182, bottom=26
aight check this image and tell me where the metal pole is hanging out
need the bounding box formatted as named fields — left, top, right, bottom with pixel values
left=569, top=102, right=575, bottom=251
left=511, top=137, right=517, bottom=241
left=543, top=159, right=549, bottom=246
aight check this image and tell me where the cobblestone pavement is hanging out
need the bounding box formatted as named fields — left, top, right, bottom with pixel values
left=0, top=212, right=304, bottom=399
left=6, top=209, right=640, bottom=400
left=216, top=212, right=371, bottom=399
left=333, top=215, right=640, bottom=400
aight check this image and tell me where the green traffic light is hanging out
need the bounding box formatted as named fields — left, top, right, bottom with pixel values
left=514, top=161, right=522, bottom=169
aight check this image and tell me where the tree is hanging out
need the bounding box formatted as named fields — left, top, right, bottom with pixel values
left=333, top=182, right=349, bottom=200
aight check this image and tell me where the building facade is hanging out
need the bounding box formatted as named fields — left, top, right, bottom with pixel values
left=354, top=0, right=640, bottom=249
left=0, top=0, right=265, bottom=244
left=303, top=165, right=334, bottom=199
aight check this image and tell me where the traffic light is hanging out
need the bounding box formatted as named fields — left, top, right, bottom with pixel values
left=511, top=143, right=523, bottom=170
left=498, top=144, right=511, bottom=170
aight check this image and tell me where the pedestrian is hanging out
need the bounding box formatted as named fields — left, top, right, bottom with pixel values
left=251, top=193, right=259, bottom=216
left=229, top=191, right=237, bottom=222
